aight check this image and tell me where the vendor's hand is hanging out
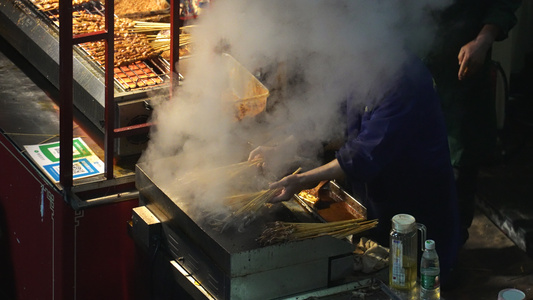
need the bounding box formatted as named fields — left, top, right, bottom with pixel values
left=267, top=159, right=342, bottom=203
left=268, top=174, right=303, bottom=203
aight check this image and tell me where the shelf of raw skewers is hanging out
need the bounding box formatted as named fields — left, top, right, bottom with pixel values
left=27, top=0, right=192, bottom=90
left=72, top=15, right=177, bottom=90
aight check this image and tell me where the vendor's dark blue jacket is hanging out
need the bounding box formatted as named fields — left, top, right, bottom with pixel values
left=336, top=55, right=461, bottom=283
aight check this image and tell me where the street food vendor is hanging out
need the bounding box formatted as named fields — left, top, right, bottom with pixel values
left=249, top=52, right=462, bottom=286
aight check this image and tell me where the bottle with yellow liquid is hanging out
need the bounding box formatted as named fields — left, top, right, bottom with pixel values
left=389, top=214, right=426, bottom=291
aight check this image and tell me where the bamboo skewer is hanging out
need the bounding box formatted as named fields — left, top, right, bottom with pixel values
left=217, top=167, right=302, bottom=232
left=147, top=32, right=191, bottom=53
left=130, top=22, right=197, bottom=33
left=257, top=218, right=379, bottom=246
left=131, top=23, right=193, bottom=54
left=231, top=188, right=280, bottom=217
left=224, top=190, right=267, bottom=207
left=175, top=158, right=263, bottom=187
left=234, top=167, right=301, bottom=216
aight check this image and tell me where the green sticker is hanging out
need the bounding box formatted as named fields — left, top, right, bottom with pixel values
left=38, top=138, right=92, bottom=162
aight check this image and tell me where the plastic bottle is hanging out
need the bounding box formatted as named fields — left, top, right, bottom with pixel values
left=389, top=214, right=426, bottom=291
left=420, top=239, right=440, bottom=300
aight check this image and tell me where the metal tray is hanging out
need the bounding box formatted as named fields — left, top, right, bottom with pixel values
left=294, top=180, right=367, bottom=223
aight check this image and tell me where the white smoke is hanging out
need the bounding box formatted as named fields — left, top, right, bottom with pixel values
left=139, top=0, right=451, bottom=218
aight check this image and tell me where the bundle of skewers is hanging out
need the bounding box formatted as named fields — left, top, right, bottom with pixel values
left=257, top=218, right=379, bottom=246
left=29, top=0, right=98, bottom=12
left=42, top=12, right=193, bottom=67
left=69, top=13, right=160, bottom=67
left=131, top=21, right=170, bottom=33
left=223, top=189, right=276, bottom=210
left=132, top=23, right=194, bottom=58
left=222, top=188, right=279, bottom=222
left=148, top=33, right=193, bottom=58
left=72, top=13, right=136, bottom=35
left=207, top=187, right=281, bottom=233
left=132, top=22, right=195, bottom=35
left=210, top=167, right=301, bottom=232
left=176, top=158, right=263, bottom=188
left=224, top=167, right=301, bottom=215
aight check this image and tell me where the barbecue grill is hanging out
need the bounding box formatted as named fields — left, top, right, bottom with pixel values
left=131, top=158, right=385, bottom=300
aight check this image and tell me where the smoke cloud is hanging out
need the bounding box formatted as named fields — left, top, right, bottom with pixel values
left=139, top=0, right=451, bottom=218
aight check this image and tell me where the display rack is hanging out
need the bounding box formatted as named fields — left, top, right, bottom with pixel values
left=55, top=0, right=181, bottom=207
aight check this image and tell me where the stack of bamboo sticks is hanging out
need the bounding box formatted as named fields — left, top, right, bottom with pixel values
left=220, top=167, right=300, bottom=225
left=133, top=23, right=194, bottom=54
left=257, top=218, right=379, bottom=246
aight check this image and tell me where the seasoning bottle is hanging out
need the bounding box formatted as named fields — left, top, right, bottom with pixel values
left=389, top=214, right=426, bottom=291
left=420, top=239, right=440, bottom=300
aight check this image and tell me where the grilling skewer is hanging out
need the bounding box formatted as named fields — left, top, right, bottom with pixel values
left=257, top=218, right=379, bottom=246
left=224, top=190, right=267, bottom=207
left=233, top=167, right=301, bottom=217
left=218, top=167, right=302, bottom=232
left=175, top=158, right=264, bottom=187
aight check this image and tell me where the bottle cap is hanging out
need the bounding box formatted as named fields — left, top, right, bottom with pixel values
left=391, top=214, right=415, bottom=233
left=425, top=239, right=435, bottom=250
left=498, top=288, right=525, bottom=300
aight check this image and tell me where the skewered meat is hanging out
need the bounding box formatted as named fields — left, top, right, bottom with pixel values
left=29, top=0, right=99, bottom=11
left=114, top=0, right=168, bottom=17
left=83, top=34, right=159, bottom=67
left=28, top=0, right=167, bottom=89
left=70, top=13, right=159, bottom=67
left=30, top=0, right=168, bottom=16
left=72, top=13, right=135, bottom=35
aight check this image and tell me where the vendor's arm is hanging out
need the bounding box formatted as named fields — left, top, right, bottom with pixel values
left=269, top=159, right=344, bottom=202
left=458, top=0, right=521, bottom=80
